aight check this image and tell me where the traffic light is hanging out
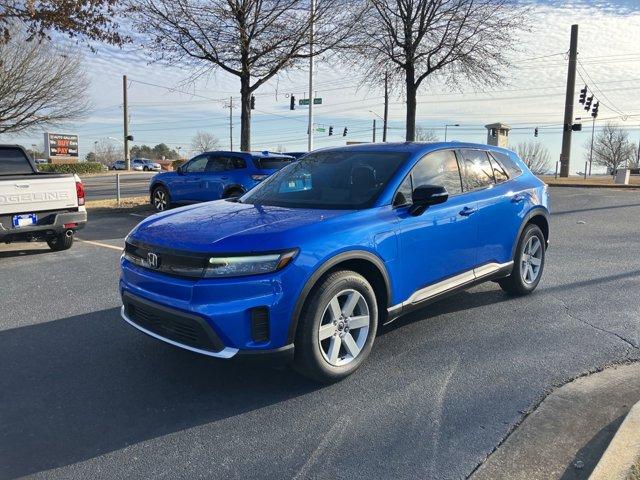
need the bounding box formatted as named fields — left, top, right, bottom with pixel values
left=585, top=95, right=593, bottom=110
left=343, top=127, right=348, bottom=137
left=290, top=95, right=295, bottom=110
left=534, top=127, right=538, bottom=137
left=329, top=126, right=333, bottom=136
left=250, top=95, right=255, bottom=110
left=592, top=101, right=599, bottom=118
left=579, top=85, right=587, bottom=104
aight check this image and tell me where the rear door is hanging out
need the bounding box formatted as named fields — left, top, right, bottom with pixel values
left=458, top=149, right=524, bottom=267
left=197, top=155, right=232, bottom=201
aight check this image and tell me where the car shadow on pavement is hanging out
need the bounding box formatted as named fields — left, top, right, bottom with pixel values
left=0, top=246, right=52, bottom=258
left=559, top=415, right=626, bottom=480
left=0, top=307, right=319, bottom=479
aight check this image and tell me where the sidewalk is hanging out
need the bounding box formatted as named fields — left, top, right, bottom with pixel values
left=472, top=362, right=640, bottom=480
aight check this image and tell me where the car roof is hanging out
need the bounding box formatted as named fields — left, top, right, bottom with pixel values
left=312, top=141, right=513, bottom=157
left=202, top=150, right=294, bottom=159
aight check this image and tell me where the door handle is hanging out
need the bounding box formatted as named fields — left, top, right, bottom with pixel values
left=459, top=206, right=476, bottom=217
left=511, top=193, right=526, bottom=203
left=220, top=176, right=229, bottom=180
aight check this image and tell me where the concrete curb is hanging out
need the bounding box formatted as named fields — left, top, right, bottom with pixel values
left=544, top=182, right=640, bottom=189
left=589, top=400, right=640, bottom=480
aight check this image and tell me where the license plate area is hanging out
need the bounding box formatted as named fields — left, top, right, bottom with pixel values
left=12, top=213, right=37, bottom=228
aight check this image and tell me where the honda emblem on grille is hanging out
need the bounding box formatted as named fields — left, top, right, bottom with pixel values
left=147, top=252, right=160, bottom=269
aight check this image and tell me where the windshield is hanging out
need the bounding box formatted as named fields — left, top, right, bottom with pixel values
left=241, top=150, right=408, bottom=209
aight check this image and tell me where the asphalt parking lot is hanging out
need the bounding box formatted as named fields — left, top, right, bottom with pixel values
left=82, top=172, right=154, bottom=201
left=1, top=187, right=639, bottom=480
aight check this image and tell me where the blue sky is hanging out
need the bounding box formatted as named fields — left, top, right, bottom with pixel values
left=4, top=0, right=640, bottom=173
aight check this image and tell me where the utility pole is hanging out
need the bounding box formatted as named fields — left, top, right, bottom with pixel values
left=307, top=0, right=315, bottom=152
left=123, top=75, right=130, bottom=170
left=560, top=24, right=579, bottom=177
left=229, top=96, right=233, bottom=151
left=372, top=119, right=376, bottom=142
left=588, top=116, right=595, bottom=175
left=383, top=71, right=389, bottom=142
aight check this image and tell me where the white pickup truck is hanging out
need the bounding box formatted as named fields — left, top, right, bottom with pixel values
left=0, top=145, right=87, bottom=251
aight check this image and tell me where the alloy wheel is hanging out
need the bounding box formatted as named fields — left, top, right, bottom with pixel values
left=153, top=190, right=167, bottom=211
left=318, top=289, right=370, bottom=366
left=520, top=236, right=542, bottom=284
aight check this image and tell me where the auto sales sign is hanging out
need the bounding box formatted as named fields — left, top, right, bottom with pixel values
left=44, top=133, right=79, bottom=158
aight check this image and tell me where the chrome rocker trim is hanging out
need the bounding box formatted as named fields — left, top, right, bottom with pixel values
left=388, top=261, right=514, bottom=313
left=120, top=306, right=239, bottom=359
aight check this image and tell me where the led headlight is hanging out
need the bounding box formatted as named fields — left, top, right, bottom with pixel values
left=203, top=249, right=298, bottom=278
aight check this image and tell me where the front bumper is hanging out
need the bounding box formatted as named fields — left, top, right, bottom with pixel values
left=120, top=256, right=304, bottom=359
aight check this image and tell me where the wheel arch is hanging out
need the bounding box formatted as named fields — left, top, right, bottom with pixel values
left=287, top=250, right=392, bottom=344
left=222, top=184, right=246, bottom=198
left=511, top=207, right=549, bottom=259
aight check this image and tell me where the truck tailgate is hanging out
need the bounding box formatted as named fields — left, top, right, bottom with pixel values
left=0, top=175, right=78, bottom=215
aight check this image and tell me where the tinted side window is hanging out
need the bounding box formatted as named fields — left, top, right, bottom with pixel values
left=205, top=157, right=231, bottom=172
left=0, top=147, right=33, bottom=175
left=460, top=150, right=494, bottom=191
left=490, top=151, right=522, bottom=178
left=393, top=175, right=413, bottom=207
left=185, top=156, right=208, bottom=173
left=232, top=157, right=246, bottom=169
left=489, top=155, right=509, bottom=183
left=411, top=149, right=463, bottom=195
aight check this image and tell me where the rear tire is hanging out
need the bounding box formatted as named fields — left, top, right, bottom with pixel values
left=47, top=232, right=74, bottom=251
left=152, top=185, right=171, bottom=212
left=294, top=270, right=378, bottom=383
left=499, top=224, right=545, bottom=296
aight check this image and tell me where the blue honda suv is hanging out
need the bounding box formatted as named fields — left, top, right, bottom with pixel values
left=149, top=150, right=294, bottom=211
left=121, top=142, right=549, bottom=382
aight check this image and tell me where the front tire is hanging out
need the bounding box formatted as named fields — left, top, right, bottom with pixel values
left=294, top=270, right=378, bottom=383
left=499, top=224, right=545, bottom=295
left=152, top=186, right=171, bottom=212
left=47, top=232, right=74, bottom=251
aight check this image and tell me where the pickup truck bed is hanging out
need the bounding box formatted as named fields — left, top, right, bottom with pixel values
left=0, top=145, right=87, bottom=251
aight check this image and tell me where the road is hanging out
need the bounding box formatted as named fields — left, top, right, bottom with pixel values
left=81, top=172, right=155, bottom=200
left=1, top=188, right=639, bottom=480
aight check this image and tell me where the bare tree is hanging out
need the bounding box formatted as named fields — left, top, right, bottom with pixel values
left=350, top=0, right=527, bottom=140
left=0, top=30, right=90, bottom=135
left=511, top=141, right=551, bottom=175
left=191, top=131, right=220, bottom=154
left=415, top=126, right=439, bottom=142
left=0, top=1, right=125, bottom=46
left=94, top=139, right=120, bottom=166
left=629, top=139, right=640, bottom=170
left=133, top=0, right=362, bottom=151
left=588, top=122, right=635, bottom=174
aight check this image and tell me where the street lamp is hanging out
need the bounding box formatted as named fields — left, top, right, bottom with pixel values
left=444, top=124, right=460, bottom=142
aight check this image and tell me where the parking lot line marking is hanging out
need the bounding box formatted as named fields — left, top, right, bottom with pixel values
left=129, top=213, right=147, bottom=218
left=76, top=238, right=123, bottom=251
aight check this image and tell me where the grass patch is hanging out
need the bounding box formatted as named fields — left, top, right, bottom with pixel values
left=85, top=196, right=151, bottom=213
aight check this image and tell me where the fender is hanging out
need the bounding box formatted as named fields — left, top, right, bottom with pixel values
left=286, top=250, right=392, bottom=344
left=511, top=206, right=550, bottom=259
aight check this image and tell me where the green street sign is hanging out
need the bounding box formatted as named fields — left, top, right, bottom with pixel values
left=298, top=98, right=322, bottom=106
left=316, top=127, right=325, bottom=133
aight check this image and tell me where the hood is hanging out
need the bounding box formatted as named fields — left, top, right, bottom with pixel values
left=129, top=200, right=349, bottom=253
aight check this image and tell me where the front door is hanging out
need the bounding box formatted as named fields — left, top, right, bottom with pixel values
left=394, top=149, right=478, bottom=303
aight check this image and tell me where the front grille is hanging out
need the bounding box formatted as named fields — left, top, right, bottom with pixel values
left=124, top=240, right=209, bottom=278
left=123, top=292, right=224, bottom=352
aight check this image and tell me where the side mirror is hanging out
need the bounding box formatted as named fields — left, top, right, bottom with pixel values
left=409, top=185, right=448, bottom=215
